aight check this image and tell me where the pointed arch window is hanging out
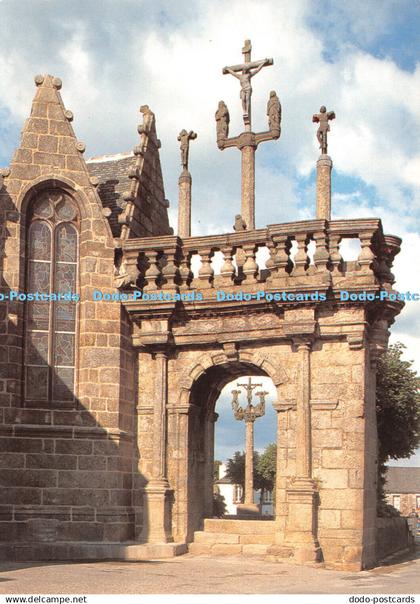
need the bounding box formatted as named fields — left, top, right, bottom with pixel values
left=25, top=190, right=79, bottom=406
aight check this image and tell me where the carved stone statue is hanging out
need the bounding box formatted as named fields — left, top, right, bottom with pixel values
left=312, top=105, right=335, bottom=155
left=233, top=214, right=246, bottom=232
left=223, top=61, right=269, bottom=120
left=215, top=101, right=230, bottom=140
left=139, top=104, right=154, bottom=132
left=267, top=90, right=281, bottom=132
left=177, top=129, right=197, bottom=171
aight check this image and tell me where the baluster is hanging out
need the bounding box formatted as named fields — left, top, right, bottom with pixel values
left=313, top=228, right=330, bottom=280
left=357, top=232, right=375, bottom=275
left=381, top=235, right=401, bottom=286
left=143, top=250, right=160, bottom=291
left=161, top=246, right=180, bottom=291
left=242, top=243, right=258, bottom=284
left=219, top=245, right=235, bottom=286
left=269, top=235, right=292, bottom=286
left=374, top=245, right=390, bottom=284
left=179, top=249, right=193, bottom=289
left=265, top=240, right=276, bottom=272
left=263, top=240, right=276, bottom=284
left=292, top=233, right=309, bottom=277
left=329, top=234, right=343, bottom=274
left=197, top=247, right=214, bottom=289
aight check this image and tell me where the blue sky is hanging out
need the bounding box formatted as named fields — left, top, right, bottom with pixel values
left=0, top=0, right=419, bottom=465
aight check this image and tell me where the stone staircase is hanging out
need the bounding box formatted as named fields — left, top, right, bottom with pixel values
left=189, top=519, right=276, bottom=557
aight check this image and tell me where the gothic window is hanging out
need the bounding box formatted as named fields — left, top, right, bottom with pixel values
left=25, top=191, right=79, bottom=405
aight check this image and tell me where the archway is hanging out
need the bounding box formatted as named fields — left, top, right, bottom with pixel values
left=185, top=360, right=278, bottom=540
left=214, top=376, right=277, bottom=517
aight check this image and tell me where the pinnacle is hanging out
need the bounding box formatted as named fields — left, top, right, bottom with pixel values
left=34, top=74, right=62, bottom=90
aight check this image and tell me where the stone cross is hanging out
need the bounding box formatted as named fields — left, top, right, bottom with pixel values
left=217, top=40, right=281, bottom=231
left=312, top=105, right=335, bottom=155
left=177, top=129, right=197, bottom=171
left=231, top=377, right=268, bottom=510
left=223, top=39, right=273, bottom=129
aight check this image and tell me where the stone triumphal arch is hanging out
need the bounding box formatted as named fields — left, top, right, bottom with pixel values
left=0, top=42, right=404, bottom=571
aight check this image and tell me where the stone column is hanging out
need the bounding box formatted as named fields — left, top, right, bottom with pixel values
left=141, top=351, right=173, bottom=543
left=244, top=419, right=254, bottom=505
left=203, top=411, right=218, bottom=518
left=283, top=338, right=321, bottom=563
left=239, top=133, right=257, bottom=230
left=296, top=340, right=312, bottom=478
left=178, top=170, right=192, bottom=238
left=316, top=155, right=332, bottom=220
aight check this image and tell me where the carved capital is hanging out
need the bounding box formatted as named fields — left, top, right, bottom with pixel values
left=347, top=333, right=365, bottom=350
left=273, top=401, right=296, bottom=413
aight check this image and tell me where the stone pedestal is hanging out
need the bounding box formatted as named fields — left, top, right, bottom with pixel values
left=236, top=503, right=261, bottom=518
left=316, top=154, right=332, bottom=220
left=141, top=480, right=174, bottom=544
left=282, top=478, right=321, bottom=563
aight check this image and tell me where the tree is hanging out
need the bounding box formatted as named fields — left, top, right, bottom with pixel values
left=376, top=343, right=420, bottom=511
left=225, top=450, right=260, bottom=503
left=256, top=443, right=277, bottom=495
left=225, top=445, right=277, bottom=505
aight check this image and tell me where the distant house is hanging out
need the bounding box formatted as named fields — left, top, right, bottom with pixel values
left=214, top=462, right=274, bottom=516
left=384, top=467, right=420, bottom=516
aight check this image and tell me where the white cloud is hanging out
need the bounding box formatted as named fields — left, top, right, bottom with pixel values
left=0, top=0, right=419, bottom=426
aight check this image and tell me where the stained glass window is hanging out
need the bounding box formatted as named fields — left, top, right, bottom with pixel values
left=25, top=191, right=79, bottom=405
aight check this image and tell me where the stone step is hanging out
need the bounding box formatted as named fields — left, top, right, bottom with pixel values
left=193, top=531, right=275, bottom=545
left=203, top=519, right=276, bottom=535
left=188, top=541, right=270, bottom=557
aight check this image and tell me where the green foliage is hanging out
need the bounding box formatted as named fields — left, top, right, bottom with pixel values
left=376, top=343, right=420, bottom=464
left=376, top=343, right=420, bottom=512
left=256, top=443, right=277, bottom=493
left=213, top=492, right=227, bottom=517
left=225, top=444, right=277, bottom=501
left=225, top=451, right=255, bottom=498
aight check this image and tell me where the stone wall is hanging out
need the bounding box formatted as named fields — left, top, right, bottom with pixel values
left=0, top=75, right=140, bottom=552
left=135, top=317, right=378, bottom=569
left=376, top=517, right=413, bottom=560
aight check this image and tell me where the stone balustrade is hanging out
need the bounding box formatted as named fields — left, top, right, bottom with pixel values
left=117, top=218, right=401, bottom=298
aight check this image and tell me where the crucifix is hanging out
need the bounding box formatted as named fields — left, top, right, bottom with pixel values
left=223, top=39, right=272, bottom=129
left=232, top=377, right=268, bottom=512
left=217, top=40, right=281, bottom=231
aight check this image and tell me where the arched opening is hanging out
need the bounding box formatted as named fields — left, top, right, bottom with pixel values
left=186, top=361, right=278, bottom=539
left=24, top=188, right=80, bottom=407
left=214, top=376, right=277, bottom=517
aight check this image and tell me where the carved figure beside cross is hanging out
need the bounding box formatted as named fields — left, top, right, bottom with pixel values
left=177, top=129, right=197, bottom=171
left=216, top=40, right=280, bottom=231
left=312, top=105, right=335, bottom=155
left=215, top=100, right=230, bottom=142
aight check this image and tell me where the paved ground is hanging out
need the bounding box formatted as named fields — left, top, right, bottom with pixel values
left=0, top=549, right=419, bottom=594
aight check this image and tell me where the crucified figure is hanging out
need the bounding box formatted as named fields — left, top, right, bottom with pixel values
left=223, top=60, right=268, bottom=119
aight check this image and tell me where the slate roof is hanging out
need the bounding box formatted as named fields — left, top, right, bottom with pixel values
left=87, top=153, right=135, bottom=238
left=384, top=466, right=420, bottom=493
